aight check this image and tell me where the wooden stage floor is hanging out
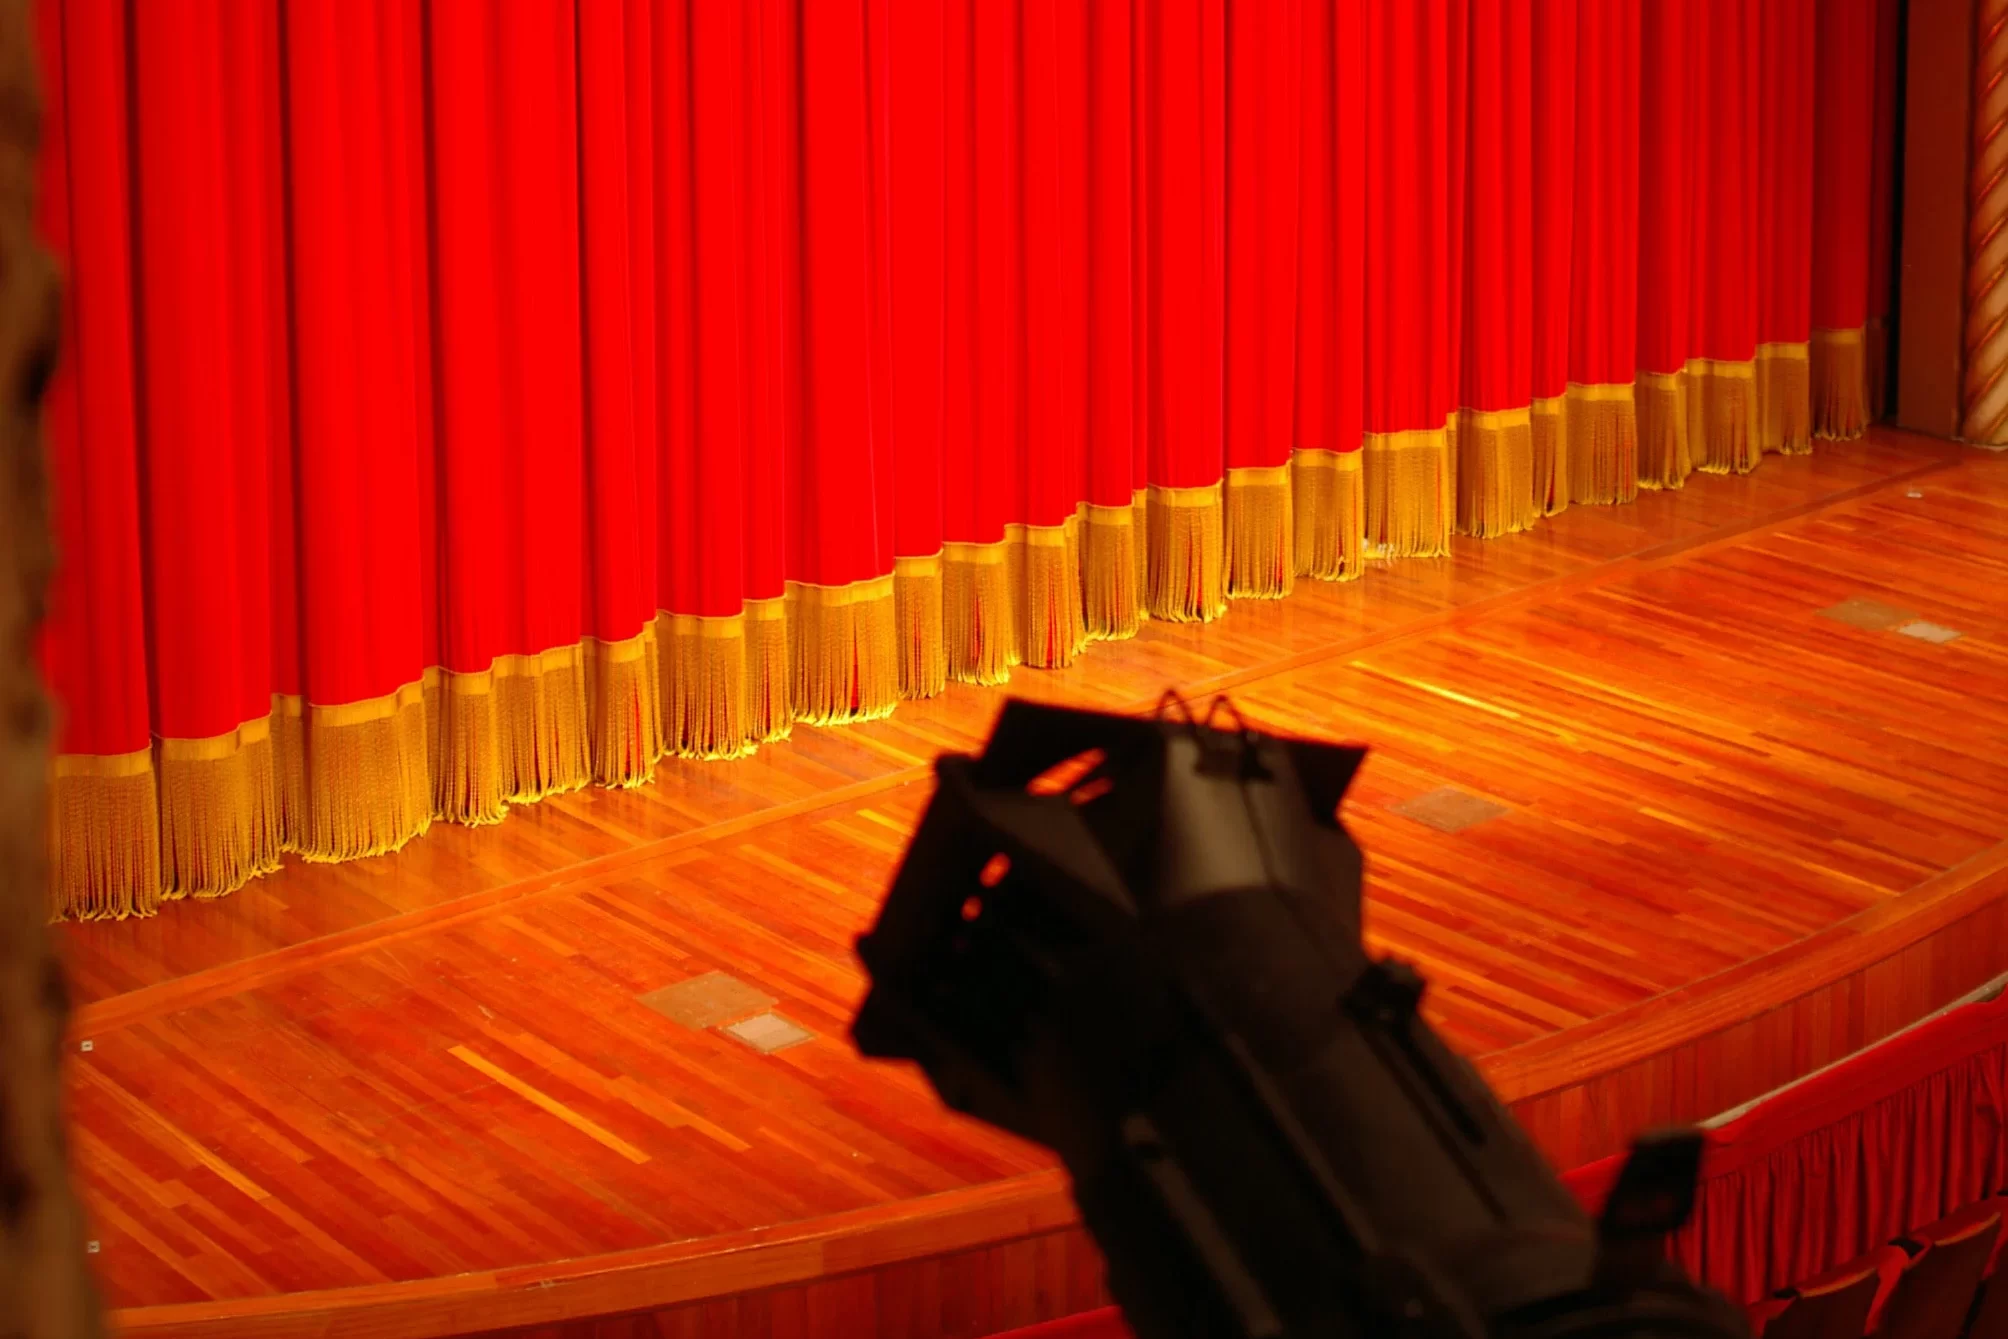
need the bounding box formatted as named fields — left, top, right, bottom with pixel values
left=59, top=432, right=2008, bottom=1333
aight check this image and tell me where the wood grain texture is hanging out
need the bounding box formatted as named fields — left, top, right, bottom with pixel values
left=63, top=431, right=2008, bottom=1339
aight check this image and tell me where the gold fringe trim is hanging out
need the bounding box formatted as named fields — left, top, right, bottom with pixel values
left=1865, top=317, right=1887, bottom=422
left=1531, top=395, right=1569, bottom=518
left=661, top=613, right=752, bottom=761
left=1131, top=489, right=1149, bottom=609
left=1223, top=464, right=1294, bottom=599
left=1363, top=421, right=1454, bottom=557
left=1565, top=382, right=1639, bottom=505
left=943, top=539, right=1018, bottom=685
left=1756, top=342, right=1812, bottom=457
left=787, top=577, right=896, bottom=726
left=1455, top=406, right=1536, bottom=539
left=586, top=626, right=662, bottom=787
left=1637, top=369, right=1693, bottom=489
left=1688, top=358, right=1759, bottom=475
left=50, top=752, right=161, bottom=921
left=289, top=681, right=432, bottom=862
left=1082, top=498, right=1145, bottom=641
left=1145, top=482, right=1227, bottom=622
left=745, top=597, right=792, bottom=744
left=1013, top=518, right=1087, bottom=668
left=1291, top=449, right=1363, bottom=581
left=157, top=718, right=282, bottom=898
left=1812, top=327, right=1870, bottom=440
left=430, top=646, right=592, bottom=824
left=65, top=354, right=1858, bottom=924
left=893, top=554, right=947, bottom=699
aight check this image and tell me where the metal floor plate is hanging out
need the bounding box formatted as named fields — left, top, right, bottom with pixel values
left=1818, top=598, right=1917, bottom=631
left=638, top=971, right=777, bottom=1030
left=1394, top=787, right=1509, bottom=834
left=723, top=1012, right=814, bottom=1055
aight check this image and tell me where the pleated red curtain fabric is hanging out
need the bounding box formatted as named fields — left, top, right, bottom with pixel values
left=1564, top=996, right=2008, bottom=1307
left=35, top=0, right=1898, bottom=920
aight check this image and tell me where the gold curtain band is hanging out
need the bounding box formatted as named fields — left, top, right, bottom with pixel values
left=665, top=611, right=746, bottom=640
left=587, top=626, right=656, bottom=665
left=1688, top=357, right=1758, bottom=381
left=1813, top=327, right=1866, bottom=348
left=464, top=644, right=586, bottom=687
left=1006, top=520, right=1075, bottom=548
left=1292, top=448, right=1364, bottom=472
left=1147, top=481, right=1223, bottom=508
left=1226, top=463, right=1292, bottom=488
left=893, top=552, right=943, bottom=578
left=943, top=539, right=1009, bottom=565
left=787, top=574, right=895, bottom=607
left=1532, top=393, right=1568, bottom=415
left=304, top=678, right=428, bottom=729
left=1567, top=381, right=1636, bottom=402
left=744, top=595, right=788, bottom=623
left=156, top=715, right=274, bottom=763
left=1458, top=405, right=1533, bottom=431
left=51, top=747, right=155, bottom=779
left=1084, top=501, right=1136, bottom=525
left=1364, top=427, right=1451, bottom=454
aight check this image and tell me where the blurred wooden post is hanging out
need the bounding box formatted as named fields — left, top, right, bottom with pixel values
left=0, top=0, right=104, bottom=1333
left=1963, top=0, right=2008, bottom=443
left=1898, top=0, right=1978, bottom=439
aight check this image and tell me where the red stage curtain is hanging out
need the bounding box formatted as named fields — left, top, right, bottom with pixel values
left=1811, top=0, right=1882, bottom=438
left=1564, top=0, right=1642, bottom=505
left=1290, top=0, right=1366, bottom=579
left=986, top=1309, right=1133, bottom=1339
left=1566, top=996, right=2008, bottom=1307
left=34, top=0, right=1897, bottom=919
left=989, top=997, right=2008, bottom=1338
left=1866, top=0, right=1903, bottom=416
left=1756, top=0, right=1817, bottom=459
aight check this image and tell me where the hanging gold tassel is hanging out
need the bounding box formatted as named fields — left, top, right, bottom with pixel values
left=290, top=681, right=432, bottom=861
left=1145, top=482, right=1226, bottom=622
left=1082, top=499, right=1144, bottom=641
left=1531, top=394, right=1569, bottom=518
left=430, top=648, right=591, bottom=822
left=586, top=625, right=663, bottom=788
left=1865, top=316, right=1888, bottom=421
left=943, top=540, right=1017, bottom=685
left=1013, top=519, right=1087, bottom=668
left=787, top=576, right=897, bottom=725
left=1455, top=406, right=1536, bottom=539
left=661, top=613, right=752, bottom=761
left=1689, top=358, right=1760, bottom=475
left=892, top=553, right=947, bottom=699
left=1755, top=342, right=1812, bottom=456
left=155, top=718, right=283, bottom=898
left=1812, top=327, right=1870, bottom=439
left=430, top=668, right=504, bottom=824
left=1636, top=369, right=1692, bottom=490
left=1564, top=383, right=1639, bottom=505
left=1006, top=534, right=1027, bottom=662
left=493, top=648, right=592, bottom=801
left=1291, top=449, right=1363, bottom=581
left=745, top=596, right=792, bottom=744
left=1131, top=489, right=1149, bottom=608
left=1363, top=422, right=1453, bottom=557
left=1223, top=464, right=1294, bottom=599
left=49, top=752, right=161, bottom=921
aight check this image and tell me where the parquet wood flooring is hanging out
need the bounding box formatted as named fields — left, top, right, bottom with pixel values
left=60, top=432, right=2008, bottom=1331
